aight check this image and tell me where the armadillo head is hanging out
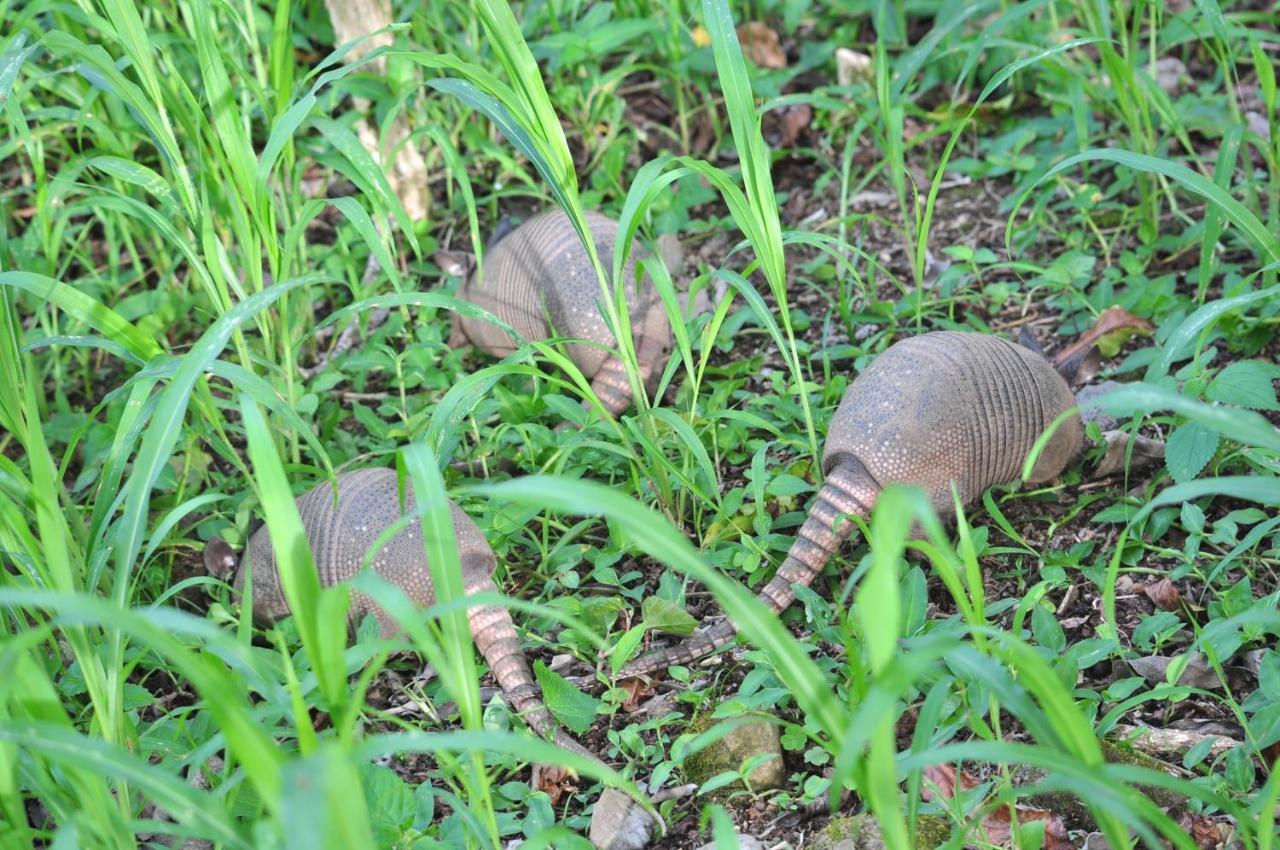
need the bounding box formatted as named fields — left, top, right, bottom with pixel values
left=202, top=527, right=290, bottom=625
left=632, top=282, right=675, bottom=396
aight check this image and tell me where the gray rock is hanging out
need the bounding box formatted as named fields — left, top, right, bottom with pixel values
left=694, top=835, right=763, bottom=850
left=589, top=788, right=656, bottom=850
left=683, top=715, right=785, bottom=792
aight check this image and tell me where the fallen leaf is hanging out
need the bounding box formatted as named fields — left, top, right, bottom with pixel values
left=923, top=765, right=1071, bottom=850
left=620, top=677, right=649, bottom=713
left=777, top=102, right=812, bottom=147
left=533, top=763, right=578, bottom=808
left=1055, top=306, right=1156, bottom=366
left=983, top=802, right=1074, bottom=850
left=1177, top=810, right=1233, bottom=848
left=738, top=22, right=786, bottom=69
left=1143, top=577, right=1183, bottom=612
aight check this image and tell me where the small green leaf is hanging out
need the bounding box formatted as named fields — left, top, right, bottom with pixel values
left=641, top=596, right=697, bottom=636
left=1031, top=605, right=1066, bottom=653
left=1206, top=361, right=1280, bottom=410
left=533, top=661, right=600, bottom=735
left=1259, top=651, right=1280, bottom=702
left=610, top=624, right=646, bottom=675
left=361, top=764, right=416, bottom=832
left=1181, top=502, right=1206, bottom=535
left=1165, top=423, right=1219, bottom=483
left=766, top=473, right=814, bottom=497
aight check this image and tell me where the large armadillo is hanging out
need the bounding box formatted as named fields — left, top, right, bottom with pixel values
left=619, top=331, right=1084, bottom=677
left=206, top=467, right=595, bottom=762
left=453, top=209, right=672, bottom=417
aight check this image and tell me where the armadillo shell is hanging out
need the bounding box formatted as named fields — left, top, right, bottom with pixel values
left=237, top=468, right=495, bottom=635
left=822, top=331, right=1082, bottom=514
left=455, top=209, right=669, bottom=379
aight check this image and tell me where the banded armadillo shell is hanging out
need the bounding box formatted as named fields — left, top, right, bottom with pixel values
left=455, top=209, right=671, bottom=383
left=822, top=331, right=1083, bottom=514
left=237, top=468, right=494, bottom=635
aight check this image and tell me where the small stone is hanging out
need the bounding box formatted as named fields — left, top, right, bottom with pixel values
left=695, top=835, right=763, bottom=850
left=589, top=788, right=656, bottom=850
left=1153, top=57, right=1188, bottom=93
left=810, top=814, right=949, bottom=850
left=836, top=48, right=873, bottom=86
left=683, top=715, right=785, bottom=791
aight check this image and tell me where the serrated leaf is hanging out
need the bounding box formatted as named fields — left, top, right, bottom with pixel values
left=1259, top=651, right=1280, bottom=703
left=641, top=596, right=697, bottom=635
left=533, top=661, right=600, bottom=735
left=1206, top=361, right=1280, bottom=410
left=361, top=764, right=416, bottom=831
left=1165, top=423, right=1219, bottom=483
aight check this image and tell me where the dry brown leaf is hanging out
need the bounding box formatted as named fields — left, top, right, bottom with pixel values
left=1177, top=811, right=1233, bottom=848
left=1143, top=577, right=1183, bottom=612
left=777, top=103, right=812, bottom=147
left=982, top=802, right=1074, bottom=850
left=738, top=22, right=786, bottom=69
left=532, top=763, right=578, bottom=808
left=1055, top=306, right=1156, bottom=366
left=923, top=765, right=1072, bottom=849
left=619, top=677, right=650, bottom=713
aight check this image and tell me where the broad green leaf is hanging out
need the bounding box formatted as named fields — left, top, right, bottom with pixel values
left=1165, top=423, right=1219, bottom=484
left=1206, top=361, right=1280, bottom=410
left=640, top=596, right=697, bottom=636
left=532, top=661, right=600, bottom=736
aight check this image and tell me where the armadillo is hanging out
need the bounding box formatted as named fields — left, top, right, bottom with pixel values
left=453, top=209, right=672, bottom=417
left=211, top=467, right=596, bottom=762
left=619, top=331, right=1084, bottom=677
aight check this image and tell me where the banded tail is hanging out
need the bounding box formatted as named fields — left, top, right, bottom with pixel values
left=587, top=355, right=635, bottom=419
left=468, top=579, right=601, bottom=765
left=618, top=458, right=876, bottom=679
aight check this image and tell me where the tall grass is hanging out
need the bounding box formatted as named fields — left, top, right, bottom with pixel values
left=2, top=0, right=1278, bottom=847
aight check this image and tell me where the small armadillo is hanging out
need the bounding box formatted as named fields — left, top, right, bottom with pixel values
left=620, top=331, right=1084, bottom=677
left=207, top=467, right=595, bottom=762
left=453, top=209, right=672, bottom=417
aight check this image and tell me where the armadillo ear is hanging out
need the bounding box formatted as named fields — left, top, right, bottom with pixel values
left=1014, top=327, right=1045, bottom=357
left=1055, top=346, right=1100, bottom=387
left=433, top=249, right=475, bottom=279
left=203, top=538, right=238, bottom=580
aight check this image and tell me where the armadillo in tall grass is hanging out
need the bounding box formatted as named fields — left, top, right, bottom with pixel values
left=619, top=331, right=1084, bottom=678
left=206, top=467, right=596, bottom=762
left=453, top=209, right=672, bottom=417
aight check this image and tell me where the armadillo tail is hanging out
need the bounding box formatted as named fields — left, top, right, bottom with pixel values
left=618, top=458, right=875, bottom=679
left=617, top=619, right=737, bottom=679
left=468, top=589, right=604, bottom=767
left=754, top=457, right=873, bottom=616
left=588, top=355, right=634, bottom=418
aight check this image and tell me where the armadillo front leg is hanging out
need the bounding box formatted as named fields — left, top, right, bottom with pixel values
left=618, top=458, right=875, bottom=678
